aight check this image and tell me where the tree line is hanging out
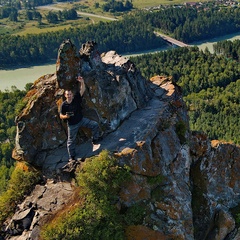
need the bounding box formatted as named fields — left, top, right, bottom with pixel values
left=1, top=6, right=240, bottom=67
left=0, top=18, right=166, bottom=67
left=1, top=7, right=78, bottom=23
left=213, top=39, right=240, bottom=61
left=0, top=0, right=53, bottom=10
left=0, top=0, right=132, bottom=13
left=131, top=40, right=240, bottom=145
left=144, top=7, right=240, bottom=43
left=102, top=0, right=133, bottom=12
left=45, top=8, right=78, bottom=23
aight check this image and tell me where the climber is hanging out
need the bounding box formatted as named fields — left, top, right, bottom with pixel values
left=59, top=75, right=102, bottom=161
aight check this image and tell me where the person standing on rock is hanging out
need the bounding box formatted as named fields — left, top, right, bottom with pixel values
left=60, top=75, right=102, bottom=161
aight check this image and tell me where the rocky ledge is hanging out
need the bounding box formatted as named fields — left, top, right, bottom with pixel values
left=2, top=40, right=240, bottom=240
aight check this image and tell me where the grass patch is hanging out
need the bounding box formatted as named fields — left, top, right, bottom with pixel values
left=41, top=150, right=144, bottom=240
left=132, top=0, right=208, bottom=8
left=16, top=21, right=78, bottom=36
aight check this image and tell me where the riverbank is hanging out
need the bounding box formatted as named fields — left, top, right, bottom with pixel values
left=190, top=31, right=240, bottom=52
left=0, top=63, right=56, bottom=91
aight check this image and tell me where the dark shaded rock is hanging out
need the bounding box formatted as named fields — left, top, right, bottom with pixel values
left=191, top=137, right=240, bottom=240
left=204, top=208, right=235, bottom=240
left=13, top=74, right=65, bottom=164
left=6, top=208, right=35, bottom=236
left=79, top=40, right=104, bottom=70
left=56, top=39, right=80, bottom=90
left=4, top=181, right=74, bottom=240
left=61, top=159, right=82, bottom=173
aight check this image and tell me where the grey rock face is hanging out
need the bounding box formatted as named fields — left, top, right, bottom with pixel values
left=13, top=40, right=153, bottom=166
left=4, top=181, right=73, bottom=240
left=6, top=40, right=240, bottom=240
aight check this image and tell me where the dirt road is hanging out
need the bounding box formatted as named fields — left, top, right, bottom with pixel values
left=37, top=3, right=118, bottom=21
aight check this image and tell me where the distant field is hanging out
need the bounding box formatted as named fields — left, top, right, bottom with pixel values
left=132, top=0, right=204, bottom=8
left=0, top=0, right=202, bottom=36
left=14, top=17, right=109, bottom=36
left=133, top=0, right=179, bottom=8
left=0, top=3, right=113, bottom=36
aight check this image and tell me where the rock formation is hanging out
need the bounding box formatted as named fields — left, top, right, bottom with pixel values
left=2, top=40, right=240, bottom=240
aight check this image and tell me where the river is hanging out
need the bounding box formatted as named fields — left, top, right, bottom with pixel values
left=0, top=32, right=240, bottom=91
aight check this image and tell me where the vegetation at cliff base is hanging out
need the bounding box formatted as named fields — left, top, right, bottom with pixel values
left=0, top=85, right=32, bottom=196
left=41, top=150, right=146, bottom=240
left=0, top=163, right=40, bottom=226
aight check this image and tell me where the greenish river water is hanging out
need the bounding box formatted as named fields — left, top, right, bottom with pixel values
left=0, top=32, right=240, bottom=91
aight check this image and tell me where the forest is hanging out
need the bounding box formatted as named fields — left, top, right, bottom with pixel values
left=102, top=0, right=133, bottom=12
left=130, top=40, right=240, bottom=145
left=0, top=6, right=240, bottom=67
left=143, top=7, right=240, bottom=43
left=0, top=18, right=166, bottom=67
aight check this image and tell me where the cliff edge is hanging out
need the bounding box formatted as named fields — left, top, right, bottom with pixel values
left=3, top=40, right=240, bottom=240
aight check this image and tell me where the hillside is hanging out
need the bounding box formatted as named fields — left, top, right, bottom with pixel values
left=1, top=4, right=240, bottom=67
left=1, top=40, right=240, bottom=240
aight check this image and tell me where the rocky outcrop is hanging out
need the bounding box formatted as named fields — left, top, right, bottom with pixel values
left=4, top=40, right=240, bottom=240
left=4, top=180, right=74, bottom=239
left=12, top=40, right=152, bottom=166
left=191, top=135, right=240, bottom=240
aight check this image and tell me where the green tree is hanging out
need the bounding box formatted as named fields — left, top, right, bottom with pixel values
left=26, top=10, right=33, bottom=20
left=9, top=9, right=18, bottom=21
left=46, top=11, right=58, bottom=23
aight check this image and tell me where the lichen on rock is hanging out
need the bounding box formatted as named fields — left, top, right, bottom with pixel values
left=7, top=40, right=240, bottom=240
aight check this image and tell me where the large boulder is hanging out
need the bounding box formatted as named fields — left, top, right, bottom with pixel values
left=4, top=180, right=74, bottom=239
